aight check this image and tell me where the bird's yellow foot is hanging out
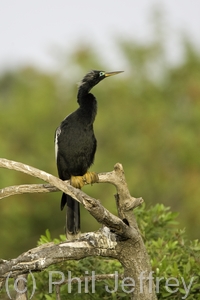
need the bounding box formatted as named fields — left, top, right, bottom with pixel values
left=70, top=172, right=98, bottom=189
left=82, top=172, right=99, bottom=185
left=70, top=176, right=84, bottom=189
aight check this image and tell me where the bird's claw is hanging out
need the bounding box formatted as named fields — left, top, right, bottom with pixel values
left=70, top=172, right=98, bottom=189
left=70, top=176, right=85, bottom=189
left=83, top=172, right=99, bottom=184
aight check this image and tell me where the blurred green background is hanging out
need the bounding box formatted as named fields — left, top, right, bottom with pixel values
left=1, top=23, right=200, bottom=259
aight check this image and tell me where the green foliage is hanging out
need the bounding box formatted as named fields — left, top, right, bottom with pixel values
left=135, top=204, right=200, bottom=299
left=29, top=205, right=200, bottom=299
left=37, top=229, right=66, bottom=245
left=1, top=204, right=199, bottom=299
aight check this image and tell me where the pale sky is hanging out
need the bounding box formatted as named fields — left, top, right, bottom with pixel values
left=0, top=0, right=200, bottom=72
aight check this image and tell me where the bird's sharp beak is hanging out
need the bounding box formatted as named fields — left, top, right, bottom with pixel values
left=105, top=71, right=124, bottom=77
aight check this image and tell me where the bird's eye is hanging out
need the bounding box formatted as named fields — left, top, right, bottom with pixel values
left=99, top=71, right=105, bottom=77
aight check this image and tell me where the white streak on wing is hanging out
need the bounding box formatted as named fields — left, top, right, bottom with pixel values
left=55, top=126, right=61, bottom=161
left=55, top=113, right=71, bottom=161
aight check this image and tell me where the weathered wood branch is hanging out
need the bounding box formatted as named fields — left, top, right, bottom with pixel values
left=0, top=183, right=59, bottom=199
left=0, top=158, right=83, bottom=202
left=0, top=229, right=118, bottom=279
left=0, top=158, right=142, bottom=239
left=0, top=159, right=142, bottom=211
left=0, top=158, right=157, bottom=299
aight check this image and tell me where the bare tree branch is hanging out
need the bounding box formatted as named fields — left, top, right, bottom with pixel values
left=15, top=274, right=28, bottom=300
left=0, top=158, right=142, bottom=239
left=0, top=229, right=118, bottom=279
left=0, top=183, right=58, bottom=199
left=0, top=159, right=143, bottom=212
left=0, top=158, right=157, bottom=299
left=0, top=158, right=80, bottom=201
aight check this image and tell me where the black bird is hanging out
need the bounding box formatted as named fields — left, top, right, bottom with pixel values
left=55, top=70, right=123, bottom=239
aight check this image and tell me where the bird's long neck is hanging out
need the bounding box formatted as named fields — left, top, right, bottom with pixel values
left=77, top=85, right=97, bottom=124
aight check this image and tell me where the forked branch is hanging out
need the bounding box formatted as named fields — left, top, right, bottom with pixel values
left=0, top=158, right=143, bottom=239
left=0, top=158, right=157, bottom=300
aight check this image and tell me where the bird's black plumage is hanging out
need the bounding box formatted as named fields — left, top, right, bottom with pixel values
left=55, top=70, right=123, bottom=239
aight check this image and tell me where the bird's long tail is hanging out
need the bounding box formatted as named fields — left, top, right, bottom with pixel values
left=61, top=193, right=80, bottom=240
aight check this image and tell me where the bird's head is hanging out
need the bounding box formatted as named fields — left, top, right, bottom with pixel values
left=79, top=70, right=123, bottom=91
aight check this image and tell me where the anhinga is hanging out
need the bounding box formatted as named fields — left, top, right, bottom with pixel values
left=55, top=70, right=123, bottom=239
